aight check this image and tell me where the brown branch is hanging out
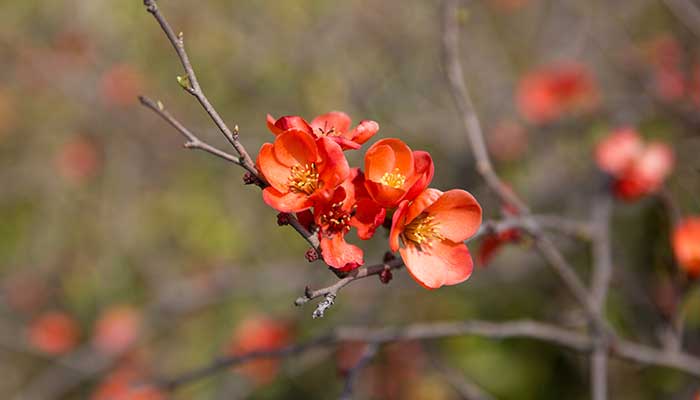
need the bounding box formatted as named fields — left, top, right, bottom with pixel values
left=338, top=343, right=379, bottom=400
left=441, top=0, right=608, bottom=333
left=662, top=0, right=700, bottom=40
left=158, top=318, right=700, bottom=392
left=428, top=349, right=494, bottom=400
left=142, top=0, right=257, bottom=177
left=138, top=96, right=243, bottom=166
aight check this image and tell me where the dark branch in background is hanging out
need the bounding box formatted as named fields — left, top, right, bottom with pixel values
left=662, top=0, right=700, bottom=40
left=338, top=343, right=379, bottom=400
left=157, top=318, right=700, bottom=392
left=590, top=196, right=613, bottom=400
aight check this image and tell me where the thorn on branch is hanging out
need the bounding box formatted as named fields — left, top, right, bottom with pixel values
left=379, top=269, right=393, bottom=284
left=312, top=293, right=336, bottom=319
left=305, top=248, right=319, bottom=262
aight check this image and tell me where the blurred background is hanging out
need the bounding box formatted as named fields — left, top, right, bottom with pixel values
left=1, top=0, right=700, bottom=399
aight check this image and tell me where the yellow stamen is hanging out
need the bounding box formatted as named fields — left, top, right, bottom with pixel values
left=380, top=168, right=406, bottom=189
left=402, top=214, right=443, bottom=246
left=319, top=201, right=351, bottom=233
left=288, top=163, right=319, bottom=195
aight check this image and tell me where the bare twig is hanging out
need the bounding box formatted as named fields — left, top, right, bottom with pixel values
left=139, top=96, right=243, bottom=166
left=338, top=343, right=379, bottom=400
left=429, top=349, right=494, bottom=400
left=662, top=0, right=700, bottom=40
left=142, top=0, right=257, bottom=176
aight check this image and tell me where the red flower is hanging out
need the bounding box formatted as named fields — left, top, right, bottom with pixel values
left=478, top=228, right=522, bottom=266
left=314, top=180, right=364, bottom=272
left=257, top=129, right=349, bottom=212
left=226, top=315, right=292, bottom=385
left=28, top=311, right=80, bottom=355
left=92, top=305, right=142, bottom=355
left=267, top=112, right=379, bottom=150
left=55, top=135, right=101, bottom=184
left=517, top=63, right=598, bottom=124
left=390, top=189, right=482, bottom=289
left=673, top=217, right=700, bottom=279
left=595, top=128, right=674, bottom=201
left=363, top=139, right=434, bottom=208
left=349, top=169, right=387, bottom=240
left=92, top=365, right=165, bottom=400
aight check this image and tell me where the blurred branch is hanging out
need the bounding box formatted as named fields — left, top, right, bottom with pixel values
left=158, top=318, right=700, bottom=392
left=142, top=0, right=257, bottom=177
left=338, top=343, right=378, bottom=400
left=428, top=349, right=494, bottom=400
left=590, top=196, right=613, bottom=400
left=662, top=0, right=700, bottom=39
left=441, top=0, right=608, bottom=332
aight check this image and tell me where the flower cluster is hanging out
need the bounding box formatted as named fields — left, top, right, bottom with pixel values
left=594, top=128, right=674, bottom=201
left=257, top=112, right=483, bottom=289
left=673, top=217, right=700, bottom=279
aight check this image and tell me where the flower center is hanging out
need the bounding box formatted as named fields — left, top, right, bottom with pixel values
left=379, top=168, right=406, bottom=189
left=402, top=214, right=443, bottom=246
left=319, top=201, right=351, bottom=234
left=317, top=125, right=342, bottom=137
left=288, top=163, right=319, bottom=195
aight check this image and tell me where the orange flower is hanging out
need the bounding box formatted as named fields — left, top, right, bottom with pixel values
left=595, top=128, right=674, bottom=201
left=673, top=217, right=700, bottom=278
left=92, top=365, right=165, bottom=400
left=363, top=139, right=434, bottom=208
left=257, top=129, right=349, bottom=212
left=55, top=135, right=101, bottom=184
left=478, top=228, right=521, bottom=266
left=517, top=63, right=598, bottom=124
left=314, top=181, right=364, bottom=272
left=99, top=63, right=144, bottom=107
left=349, top=169, right=387, bottom=240
left=226, top=316, right=292, bottom=385
left=93, top=305, right=142, bottom=355
left=390, top=189, right=482, bottom=289
left=28, top=311, right=80, bottom=355
left=267, top=111, right=379, bottom=150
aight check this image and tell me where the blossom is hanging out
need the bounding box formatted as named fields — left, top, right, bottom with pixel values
left=92, top=305, right=142, bottom=355
left=673, top=217, right=700, bottom=278
left=349, top=169, right=387, bottom=240
left=267, top=111, right=379, bottom=150
left=363, top=139, right=434, bottom=208
left=390, top=189, right=482, bottom=289
left=594, top=128, right=674, bottom=201
left=517, top=63, right=598, bottom=124
left=314, top=180, right=364, bottom=272
left=55, top=135, right=101, bottom=184
left=28, top=311, right=80, bottom=355
left=92, top=365, right=165, bottom=400
left=477, top=228, right=522, bottom=266
left=226, top=315, right=292, bottom=385
left=257, top=129, right=349, bottom=212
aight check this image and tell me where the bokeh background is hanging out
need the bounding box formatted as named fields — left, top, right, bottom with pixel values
left=1, top=0, right=700, bottom=399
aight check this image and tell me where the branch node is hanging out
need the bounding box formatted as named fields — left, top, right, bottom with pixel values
left=312, top=293, right=336, bottom=319
left=379, top=268, right=393, bottom=284
left=305, top=248, right=320, bottom=262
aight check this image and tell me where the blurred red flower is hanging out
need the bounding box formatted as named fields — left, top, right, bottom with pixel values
left=673, top=217, right=700, bottom=278
left=487, top=119, right=529, bottom=162
left=517, top=63, right=599, bottom=124
left=92, top=365, right=165, bottom=400
left=363, top=139, right=433, bottom=208
left=55, top=135, right=101, bottom=184
left=28, top=311, right=80, bottom=355
left=594, top=128, right=674, bottom=201
left=390, top=189, right=482, bottom=289
left=267, top=112, right=378, bottom=150
left=257, top=129, right=349, bottom=212
left=100, top=64, right=145, bottom=107
left=226, top=316, right=292, bottom=385
left=93, top=305, right=142, bottom=355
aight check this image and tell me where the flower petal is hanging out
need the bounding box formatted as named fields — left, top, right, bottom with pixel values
left=266, top=114, right=284, bottom=135
left=364, top=139, right=414, bottom=182
left=403, top=151, right=434, bottom=202
left=257, top=142, right=289, bottom=192
left=594, top=128, right=644, bottom=176
left=426, top=189, right=483, bottom=242
left=390, top=200, right=410, bottom=252
left=311, top=112, right=352, bottom=135
left=348, top=120, right=379, bottom=144
left=399, top=240, right=473, bottom=289
left=273, top=115, right=312, bottom=135
left=404, top=188, right=442, bottom=225
left=317, top=137, right=350, bottom=190
left=320, top=234, right=364, bottom=272
left=262, top=187, right=312, bottom=213
left=273, top=129, right=319, bottom=167
left=365, top=180, right=407, bottom=208
left=351, top=198, right=386, bottom=240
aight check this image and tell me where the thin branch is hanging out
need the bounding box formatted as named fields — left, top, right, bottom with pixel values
left=662, top=0, right=700, bottom=40
left=142, top=0, right=257, bottom=176
left=428, top=349, right=494, bottom=400
left=158, top=318, right=700, bottom=392
left=139, top=96, right=243, bottom=166
left=338, top=343, right=379, bottom=400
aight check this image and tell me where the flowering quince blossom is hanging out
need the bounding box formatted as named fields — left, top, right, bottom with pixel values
left=594, top=128, right=674, bottom=201
left=390, top=189, right=482, bottom=289
left=517, top=62, right=599, bottom=124
left=226, top=315, right=292, bottom=385
left=673, top=217, right=700, bottom=279
left=28, top=311, right=80, bottom=355
left=363, top=138, right=434, bottom=208
left=267, top=111, right=379, bottom=150
left=257, top=129, right=349, bottom=212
